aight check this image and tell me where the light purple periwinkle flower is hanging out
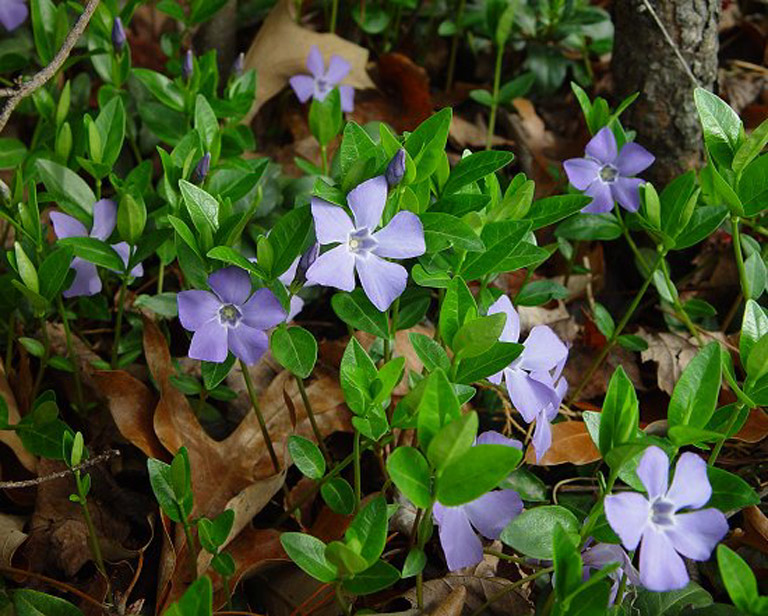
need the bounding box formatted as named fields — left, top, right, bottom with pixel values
left=581, top=542, right=639, bottom=604
left=563, top=127, right=655, bottom=214
left=112, top=17, right=126, bottom=53
left=50, top=199, right=144, bottom=298
left=433, top=431, right=524, bottom=571
left=604, top=446, right=728, bottom=592
left=289, top=45, right=354, bottom=113
left=305, top=175, right=425, bottom=312
left=487, top=295, right=568, bottom=462
left=0, top=0, right=27, bottom=31
left=177, top=267, right=287, bottom=365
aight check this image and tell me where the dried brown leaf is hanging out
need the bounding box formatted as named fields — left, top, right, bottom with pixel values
left=525, top=421, right=601, bottom=466
left=0, top=359, right=36, bottom=473
left=0, top=513, right=27, bottom=567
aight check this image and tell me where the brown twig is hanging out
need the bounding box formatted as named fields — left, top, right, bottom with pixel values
left=0, top=0, right=101, bottom=133
left=0, top=565, right=106, bottom=610
left=0, top=450, right=119, bottom=489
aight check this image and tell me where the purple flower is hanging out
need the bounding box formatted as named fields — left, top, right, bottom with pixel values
left=487, top=295, right=568, bottom=462
left=112, top=17, right=126, bottom=53
left=604, top=446, right=728, bottom=592
left=433, top=431, right=524, bottom=571
left=305, top=175, right=425, bottom=312
left=51, top=199, right=144, bottom=298
left=563, top=127, right=654, bottom=214
left=581, top=543, right=639, bottom=604
left=385, top=149, right=406, bottom=188
left=177, top=267, right=287, bottom=365
left=289, top=45, right=354, bottom=112
left=182, top=49, right=194, bottom=81
left=0, top=0, right=28, bottom=31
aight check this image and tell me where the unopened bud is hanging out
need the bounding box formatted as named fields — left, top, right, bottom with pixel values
left=182, top=49, right=194, bottom=81
left=231, top=52, right=244, bottom=78
left=112, top=17, right=126, bottom=53
left=385, top=148, right=406, bottom=187
left=192, top=152, right=210, bottom=183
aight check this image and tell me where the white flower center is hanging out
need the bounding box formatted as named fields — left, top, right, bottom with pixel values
left=599, top=164, right=618, bottom=183
left=650, top=498, right=675, bottom=528
left=219, top=303, right=242, bottom=327
left=315, top=77, right=331, bottom=99
left=347, top=227, right=377, bottom=256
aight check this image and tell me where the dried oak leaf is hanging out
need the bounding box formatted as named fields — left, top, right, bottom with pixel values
left=243, top=0, right=375, bottom=119
left=734, top=408, right=768, bottom=443
left=0, top=513, right=28, bottom=567
left=0, top=359, right=36, bottom=473
left=525, top=421, right=601, bottom=466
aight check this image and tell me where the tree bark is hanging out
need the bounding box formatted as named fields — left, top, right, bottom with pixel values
left=611, top=0, right=719, bottom=186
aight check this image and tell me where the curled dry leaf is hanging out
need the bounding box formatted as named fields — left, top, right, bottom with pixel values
left=0, top=359, right=36, bottom=473
left=0, top=513, right=28, bottom=567
left=525, top=421, right=601, bottom=466
left=243, top=0, right=375, bottom=119
left=734, top=409, right=768, bottom=443
left=431, top=585, right=467, bottom=616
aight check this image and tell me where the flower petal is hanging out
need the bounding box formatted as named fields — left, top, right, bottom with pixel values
left=287, top=296, right=305, bottom=321
left=339, top=85, right=355, bottom=113
left=604, top=492, right=650, bottom=551
left=582, top=181, right=614, bottom=214
left=518, top=325, right=567, bottom=372
left=228, top=325, right=269, bottom=366
left=487, top=294, right=520, bottom=344
left=311, top=198, right=355, bottom=245
left=188, top=319, right=229, bottom=363
left=50, top=212, right=87, bottom=239
left=434, top=505, right=484, bottom=571
left=585, top=127, right=618, bottom=164
left=355, top=253, right=407, bottom=312
left=666, top=452, right=712, bottom=511
left=615, top=142, right=655, bottom=176
left=306, top=45, right=324, bottom=78
left=241, top=288, right=287, bottom=330
left=306, top=244, right=356, bottom=291
left=0, top=0, right=28, bottom=31
left=278, top=255, right=300, bottom=286
left=208, top=266, right=252, bottom=306
left=665, top=509, right=728, bottom=561
left=638, top=527, right=689, bottom=592
left=563, top=158, right=600, bottom=190
left=347, top=175, right=388, bottom=231
left=177, top=290, right=221, bottom=331
left=111, top=242, right=144, bottom=278
left=325, top=55, right=351, bottom=84
left=90, top=199, right=117, bottom=241
left=476, top=430, right=522, bottom=449
left=289, top=75, right=315, bottom=103
left=504, top=367, right=559, bottom=424
left=611, top=177, right=643, bottom=213
left=531, top=411, right=553, bottom=462
left=636, top=446, right=669, bottom=500
left=63, top=258, right=101, bottom=298
left=372, top=211, right=425, bottom=259
left=464, top=489, right=523, bottom=540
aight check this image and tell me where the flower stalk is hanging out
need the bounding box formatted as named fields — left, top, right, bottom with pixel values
left=486, top=43, right=504, bottom=150
left=240, top=359, right=281, bottom=474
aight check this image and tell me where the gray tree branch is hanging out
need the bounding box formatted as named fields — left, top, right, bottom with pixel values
left=0, top=0, right=101, bottom=134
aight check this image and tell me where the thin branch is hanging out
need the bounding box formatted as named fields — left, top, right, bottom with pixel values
left=0, top=0, right=101, bottom=133
left=0, top=449, right=120, bottom=489
left=0, top=565, right=106, bottom=609
left=638, top=0, right=699, bottom=87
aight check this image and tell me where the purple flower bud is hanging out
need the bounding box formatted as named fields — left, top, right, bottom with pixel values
left=112, top=17, right=126, bottom=53
left=385, top=149, right=406, bottom=187
left=182, top=49, right=194, bottom=81
left=294, top=243, right=319, bottom=285
left=231, top=52, right=244, bottom=78
left=192, top=152, right=210, bottom=183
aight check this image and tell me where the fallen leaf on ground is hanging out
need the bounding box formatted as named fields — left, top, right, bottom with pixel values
left=431, top=586, right=466, bottom=616
left=525, top=421, right=601, bottom=466
left=404, top=573, right=532, bottom=615
left=243, top=0, right=375, bottom=119
left=0, top=359, right=36, bottom=473
left=0, top=513, right=27, bottom=567
left=450, top=114, right=514, bottom=150
left=734, top=409, right=768, bottom=443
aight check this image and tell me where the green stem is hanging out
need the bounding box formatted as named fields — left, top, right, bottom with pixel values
left=240, top=359, right=281, bottom=474
left=157, top=264, right=165, bottom=294
left=329, top=0, right=339, bottom=33
left=320, top=144, right=329, bottom=175
left=57, top=296, right=85, bottom=412
left=569, top=250, right=665, bottom=403
left=110, top=277, right=128, bottom=369
left=708, top=403, right=744, bottom=466
left=76, top=474, right=107, bottom=578
left=731, top=216, right=750, bottom=300
left=182, top=520, right=198, bottom=580
left=445, top=0, right=467, bottom=92
left=95, top=178, right=102, bottom=201
left=353, top=429, right=361, bottom=513
left=295, top=375, right=330, bottom=463
left=470, top=567, right=555, bottom=616
left=486, top=43, right=504, bottom=151
left=335, top=584, right=352, bottom=616
left=31, top=319, right=51, bottom=400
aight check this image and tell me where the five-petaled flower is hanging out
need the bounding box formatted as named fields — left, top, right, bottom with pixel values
left=0, top=0, right=27, bottom=31
left=433, top=431, right=524, bottom=571
left=306, top=175, right=425, bottom=312
left=563, top=126, right=654, bottom=214
left=289, top=45, right=355, bottom=112
left=51, top=199, right=144, bottom=298
left=487, top=295, right=568, bottom=462
left=605, top=446, right=728, bottom=592
left=177, top=266, right=287, bottom=365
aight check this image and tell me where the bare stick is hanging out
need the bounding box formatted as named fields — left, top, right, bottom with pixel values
left=0, top=0, right=101, bottom=133
left=0, top=449, right=119, bottom=489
